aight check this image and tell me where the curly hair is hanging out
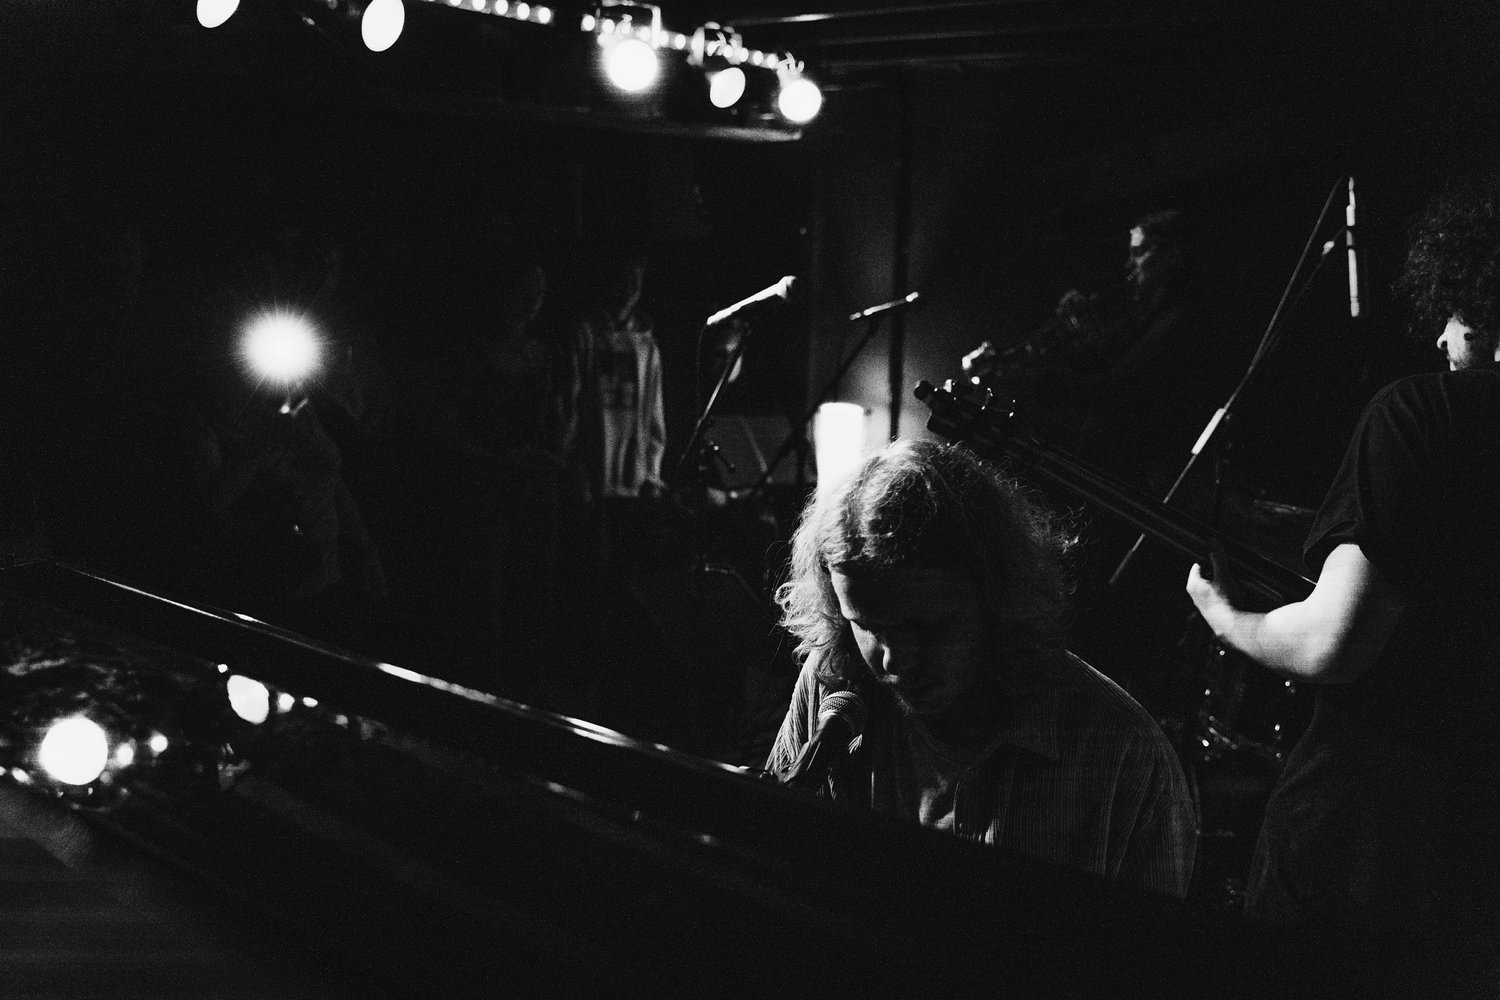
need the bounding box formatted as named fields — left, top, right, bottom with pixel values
left=1396, top=176, right=1500, bottom=335
left=775, top=439, right=1076, bottom=687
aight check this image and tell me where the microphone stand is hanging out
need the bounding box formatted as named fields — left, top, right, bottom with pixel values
left=741, top=292, right=921, bottom=504
left=1108, top=176, right=1353, bottom=590
left=670, top=317, right=759, bottom=494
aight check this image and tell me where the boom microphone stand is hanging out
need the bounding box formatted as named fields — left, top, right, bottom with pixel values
left=1108, top=176, right=1356, bottom=589
left=741, top=291, right=922, bottom=503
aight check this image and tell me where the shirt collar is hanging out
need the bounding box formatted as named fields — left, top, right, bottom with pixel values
left=997, top=681, right=1063, bottom=762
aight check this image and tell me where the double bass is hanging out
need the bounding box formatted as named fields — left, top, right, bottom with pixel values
left=914, top=377, right=1315, bottom=767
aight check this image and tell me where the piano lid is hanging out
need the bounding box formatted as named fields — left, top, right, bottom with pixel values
left=0, top=558, right=1315, bottom=998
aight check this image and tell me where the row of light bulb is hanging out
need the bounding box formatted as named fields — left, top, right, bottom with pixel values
left=594, top=23, right=823, bottom=122
left=194, top=0, right=823, bottom=123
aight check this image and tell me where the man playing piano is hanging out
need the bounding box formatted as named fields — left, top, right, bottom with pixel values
left=767, top=439, right=1196, bottom=899
left=1187, top=178, right=1500, bottom=991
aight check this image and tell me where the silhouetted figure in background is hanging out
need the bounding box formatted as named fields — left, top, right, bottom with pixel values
left=974, top=211, right=1227, bottom=715
left=561, top=252, right=668, bottom=565
left=983, top=209, right=1215, bottom=495
left=172, top=329, right=389, bottom=646
left=378, top=255, right=579, bottom=698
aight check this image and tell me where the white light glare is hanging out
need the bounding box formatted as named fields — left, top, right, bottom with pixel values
left=37, top=717, right=110, bottom=786
left=196, top=0, right=240, bottom=29
left=148, top=733, right=170, bottom=754
left=114, top=742, right=136, bottom=768
left=240, top=310, right=322, bottom=387
left=536, top=6, right=552, bottom=23
left=361, top=0, right=405, bottom=52
left=778, top=76, right=823, bottom=124
left=603, top=37, right=660, bottom=93
left=227, top=675, right=272, bottom=725
left=708, top=67, right=746, bottom=109
left=814, top=402, right=867, bottom=503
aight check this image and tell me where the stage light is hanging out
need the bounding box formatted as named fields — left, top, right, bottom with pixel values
left=594, top=2, right=662, bottom=93
left=777, top=64, right=823, bottom=124
left=689, top=23, right=746, bottom=110
left=239, top=309, right=322, bottom=389
left=359, top=0, right=406, bottom=51
left=708, top=66, right=746, bottom=109
left=602, top=37, right=659, bottom=93
left=36, top=716, right=110, bottom=787
left=196, top=0, right=240, bottom=28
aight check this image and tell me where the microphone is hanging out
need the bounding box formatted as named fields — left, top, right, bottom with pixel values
left=705, top=276, right=797, bottom=326
left=848, top=291, right=922, bottom=322
left=1345, top=176, right=1361, bottom=318
left=777, top=691, right=867, bottom=794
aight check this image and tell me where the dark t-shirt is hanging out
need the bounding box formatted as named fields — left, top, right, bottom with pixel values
left=1259, top=369, right=1500, bottom=939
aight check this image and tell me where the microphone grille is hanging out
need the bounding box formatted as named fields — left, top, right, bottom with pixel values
left=817, top=690, right=867, bottom=740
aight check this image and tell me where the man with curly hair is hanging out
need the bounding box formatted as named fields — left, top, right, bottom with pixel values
left=1187, top=178, right=1500, bottom=987
left=766, top=439, right=1196, bottom=899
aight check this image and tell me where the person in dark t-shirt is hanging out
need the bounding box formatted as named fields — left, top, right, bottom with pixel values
left=1187, top=179, right=1500, bottom=992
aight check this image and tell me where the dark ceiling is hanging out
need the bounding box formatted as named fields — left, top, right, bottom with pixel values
left=6, top=1, right=1491, bottom=142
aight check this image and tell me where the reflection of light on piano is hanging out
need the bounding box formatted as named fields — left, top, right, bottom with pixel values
left=227, top=675, right=272, bottom=725
left=37, top=716, right=110, bottom=786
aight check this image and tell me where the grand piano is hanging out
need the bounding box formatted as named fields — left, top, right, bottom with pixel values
left=0, top=557, right=1334, bottom=999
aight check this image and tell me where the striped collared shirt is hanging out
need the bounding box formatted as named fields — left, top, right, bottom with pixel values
left=766, top=649, right=1197, bottom=899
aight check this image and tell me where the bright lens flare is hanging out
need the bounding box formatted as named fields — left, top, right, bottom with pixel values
left=361, top=0, right=406, bottom=52
left=708, top=66, right=746, bottom=109
left=196, top=0, right=240, bottom=28
left=227, top=675, right=272, bottom=725
left=603, top=38, right=659, bottom=93
left=37, top=717, right=110, bottom=786
left=240, top=311, right=321, bottom=387
left=778, top=77, right=823, bottom=124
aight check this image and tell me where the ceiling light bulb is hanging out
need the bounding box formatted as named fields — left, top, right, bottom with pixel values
left=196, top=0, right=240, bottom=29
left=603, top=37, right=660, bottom=93
left=708, top=66, right=746, bottom=109
left=360, top=0, right=405, bottom=52
left=778, top=76, right=823, bottom=124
